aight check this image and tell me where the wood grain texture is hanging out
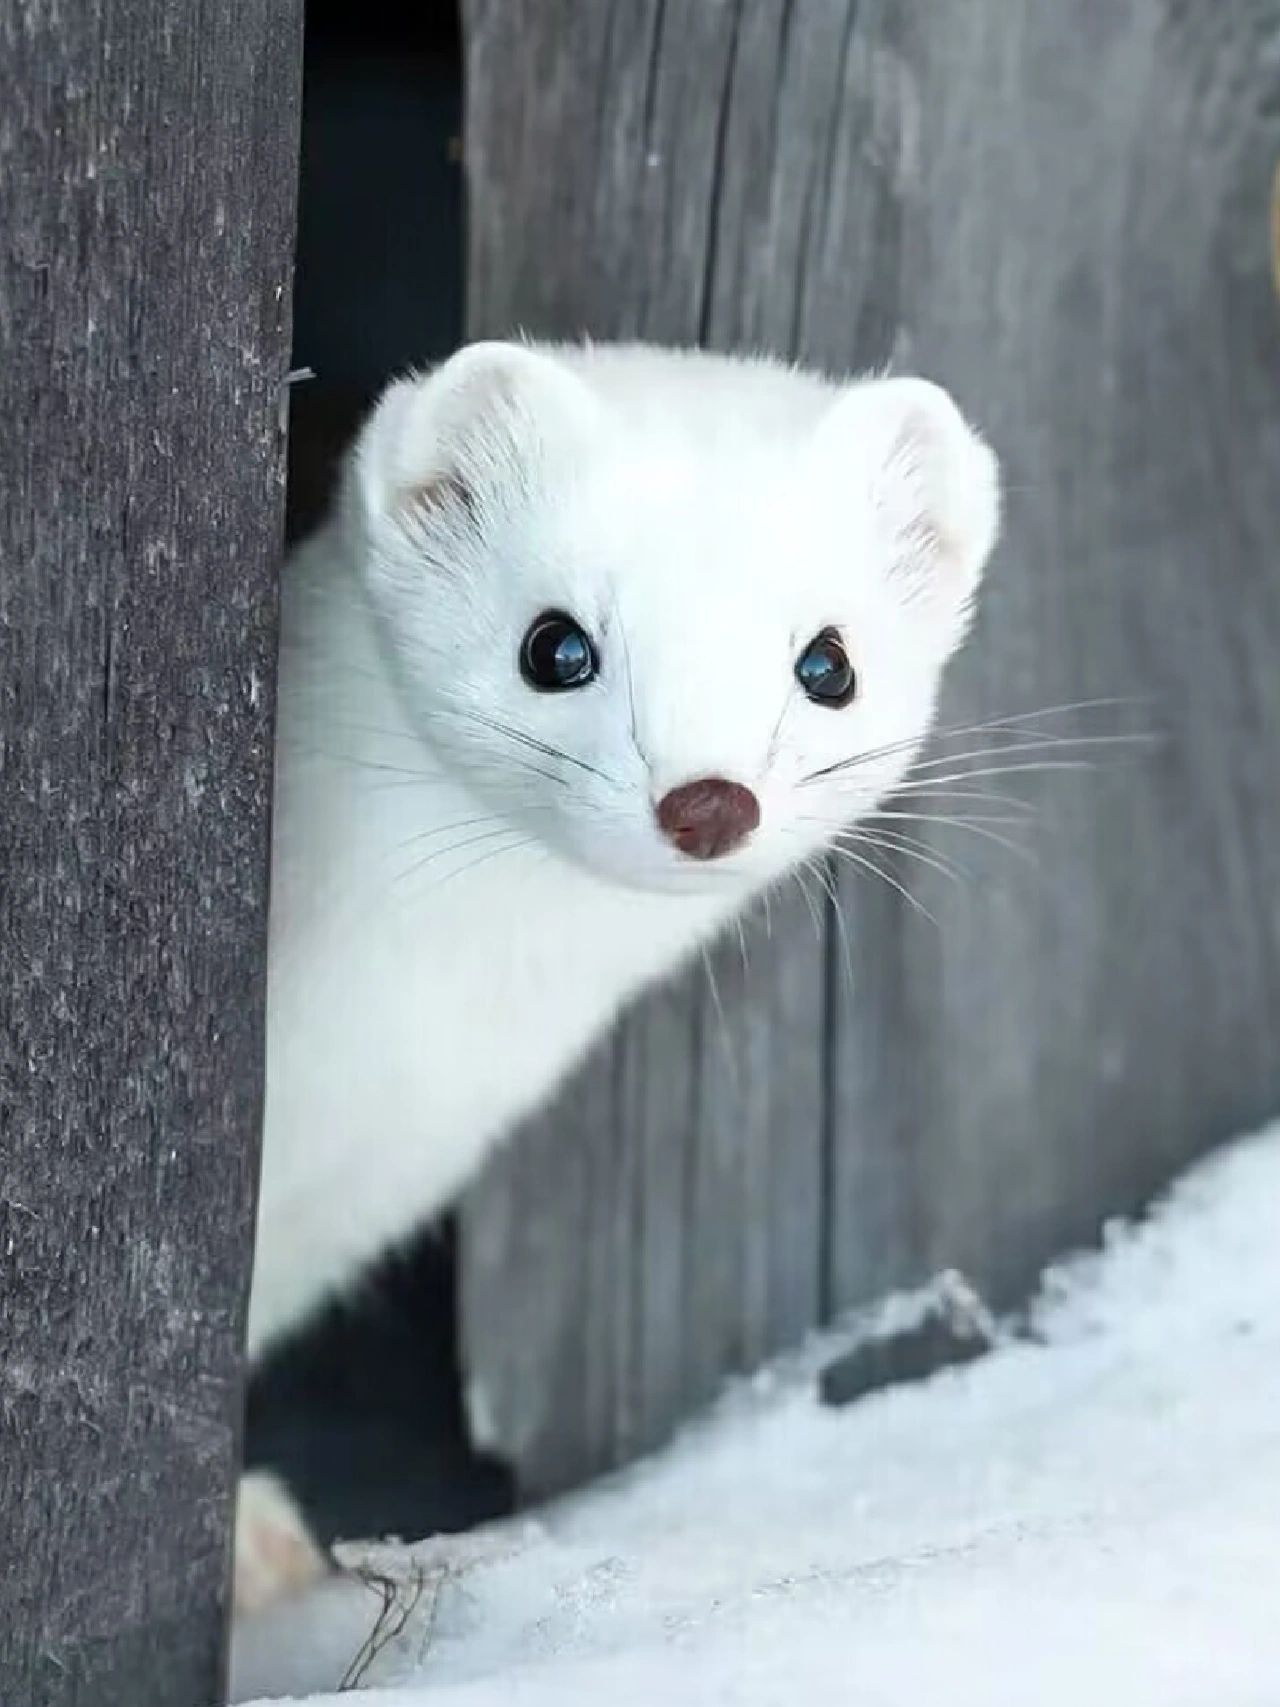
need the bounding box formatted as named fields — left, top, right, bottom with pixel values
left=459, top=0, right=1280, bottom=1498
left=827, top=1, right=1280, bottom=1309
left=460, top=0, right=834, bottom=1495
left=0, top=2, right=302, bottom=1701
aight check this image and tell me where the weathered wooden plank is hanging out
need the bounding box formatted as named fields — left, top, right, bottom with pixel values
left=826, top=1, right=1280, bottom=1310
left=459, top=0, right=863, bottom=1497
left=459, top=0, right=1280, bottom=1502
left=0, top=2, right=303, bottom=1701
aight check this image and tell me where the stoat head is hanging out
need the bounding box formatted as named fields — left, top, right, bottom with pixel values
left=348, top=340, right=999, bottom=894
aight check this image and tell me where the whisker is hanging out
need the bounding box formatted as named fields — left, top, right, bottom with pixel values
left=464, top=748, right=572, bottom=789
left=824, top=842, right=941, bottom=929
left=902, top=730, right=1154, bottom=776
left=822, top=784, right=1041, bottom=819
left=858, top=825, right=973, bottom=879
left=866, top=785, right=1037, bottom=812
left=700, top=946, right=739, bottom=1083
left=865, top=810, right=1039, bottom=867
left=313, top=742, right=570, bottom=796
left=297, top=748, right=445, bottom=784
left=866, top=806, right=1030, bottom=828
left=317, top=720, right=447, bottom=749
left=394, top=808, right=558, bottom=855
left=395, top=823, right=523, bottom=887
left=803, top=803, right=1037, bottom=863
left=809, top=731, right=1145, bottom=788
left=891, top=759, right=1107, bottom=791
left=611, top=596, right=645, bottom=766
left=807, top=856, right=854, bottom=992
left=801, top=805, right=1024, bottom=833
left=361, top=770, right=502, bottom=794
left=800, top=700, right=1153, bottom=787
left=878, top=785, right=1040, bottom=812
left=932, top=695, right=1147, bottom=736
left=765, top=677, right=796, bottom=766
left=396, top=812, right=507, bottom=854
left=791, top=864, right=826, bottom=947
left=734, top=915, right=751, bottom=980
left=801, top=731, right=931, bottom=786
left=423, top=835, right=540, bottom=896
left=447, top=706, right=620, bottom=788
left=460, top=706, right=580, bottom=768
left=838, top=827, right=970, bottom=887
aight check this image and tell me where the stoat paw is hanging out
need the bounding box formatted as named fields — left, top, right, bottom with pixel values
left=234, top=1469, right=329, bottom=1616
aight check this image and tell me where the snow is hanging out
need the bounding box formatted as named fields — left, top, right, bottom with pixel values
left=234, top=1123, right=1280, bottom=1706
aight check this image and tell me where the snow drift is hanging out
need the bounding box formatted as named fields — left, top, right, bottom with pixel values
left=234, top=1122, right=1280, bottom=1706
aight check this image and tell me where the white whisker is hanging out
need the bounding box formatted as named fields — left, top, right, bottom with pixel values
left=902, top=730, right=1154, bottom=777
left=700, top=946, right=739, bottom=1084
left=734, top=915, right=751, bottom=980
left=792, top=865, right=826, bottom=946
left=892, top=759, right=1105, bottom=791
left=825, top=842, right=941, bottom=929
left=866, top=810, right=1039, bottom=866
left=800, top=700, right=1153, bottom=787
left=807, top=856, right=854, bottom=993
left=424, top=835, right=540, bottom=896
left=840, top=827, right=971, bottom=887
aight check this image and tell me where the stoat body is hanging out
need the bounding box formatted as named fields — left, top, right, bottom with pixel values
left=251, top=341, right=999, bottom=1360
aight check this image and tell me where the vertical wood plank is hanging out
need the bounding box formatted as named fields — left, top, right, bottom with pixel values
left=459, top=0, right=882, bottom=1498
left=0, top=2, right=303, bottom=1700
left=825, top=1, right=1280, bottom=1310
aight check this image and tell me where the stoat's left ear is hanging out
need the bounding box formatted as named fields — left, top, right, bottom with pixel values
left=354, top=341, right=603, bottom=531
left=818, top=376, right=1000, bottom=612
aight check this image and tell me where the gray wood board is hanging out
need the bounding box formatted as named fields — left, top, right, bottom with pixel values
left=826, top=2, right=1280, bottom=1308
left=0, top=2, right=303, bottom=1701
left=458, top=0, right=1280, bottom=1499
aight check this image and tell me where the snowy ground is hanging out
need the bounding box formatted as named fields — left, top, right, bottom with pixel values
left=234, top=1123, right=1280, bottom=1706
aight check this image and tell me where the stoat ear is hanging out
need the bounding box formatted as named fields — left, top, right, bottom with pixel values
left=819, top=376, right=1000, bottom=612
left=354, top=341, right=601, bottom=529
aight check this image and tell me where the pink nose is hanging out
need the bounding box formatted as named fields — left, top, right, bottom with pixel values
left=655, top=778, right=760, bottom=861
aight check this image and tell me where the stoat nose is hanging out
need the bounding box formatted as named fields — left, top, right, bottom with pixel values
left=655, top=778, right=760, bottom=861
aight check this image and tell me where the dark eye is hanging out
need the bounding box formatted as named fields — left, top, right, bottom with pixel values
left=519, top=610, right=599, bottom=692
left=795, top=628, right=857, bottom=707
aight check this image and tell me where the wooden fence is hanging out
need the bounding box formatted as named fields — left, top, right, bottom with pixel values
left=2, top=1, right=1279, bottom=1701
left=458, top=0, right=1280, bottom=1492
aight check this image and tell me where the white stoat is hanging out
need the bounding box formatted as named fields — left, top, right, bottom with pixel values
left=252, top=340, right=1000, bottom=1361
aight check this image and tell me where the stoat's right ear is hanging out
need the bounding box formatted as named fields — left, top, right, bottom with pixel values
left=815, top=376, right=1000, bottom=625
left=354, top=341, right=602, bottom=529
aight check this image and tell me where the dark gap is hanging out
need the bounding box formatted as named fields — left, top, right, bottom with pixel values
left=245, top=1230, right=512, bottom=1548
left=246, top=0, right=515, bottom=1550
left=284, top=0, right=464, bottom=545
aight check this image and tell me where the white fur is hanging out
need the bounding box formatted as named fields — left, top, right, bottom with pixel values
left=250, top=342, right=998, bottom=1358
